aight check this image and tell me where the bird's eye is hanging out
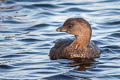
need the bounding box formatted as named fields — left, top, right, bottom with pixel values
left=68, top=24, right=72, bottom=28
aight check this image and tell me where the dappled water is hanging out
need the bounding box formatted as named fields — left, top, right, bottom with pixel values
left=0, top=0, right=120, bottom=80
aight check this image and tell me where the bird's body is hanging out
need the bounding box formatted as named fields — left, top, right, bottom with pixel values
left=49, top=18, right=100, bottom=60
left=50, top=39, right=100, bottom=60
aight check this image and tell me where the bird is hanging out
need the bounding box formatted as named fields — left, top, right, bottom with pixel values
left=49, top=18, right=100, bottom=60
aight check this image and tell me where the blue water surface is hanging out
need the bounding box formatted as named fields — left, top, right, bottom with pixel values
left=0, top=0, right=120, bottom=80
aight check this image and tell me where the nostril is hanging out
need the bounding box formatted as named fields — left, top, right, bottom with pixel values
left=56, top=27, right=61, bottom=32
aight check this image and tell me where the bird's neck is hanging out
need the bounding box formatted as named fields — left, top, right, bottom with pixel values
left=71, top=35, right=91, bottom=49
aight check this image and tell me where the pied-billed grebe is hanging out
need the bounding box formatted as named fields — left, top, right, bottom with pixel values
left=49, top=18, right=100, bottom=60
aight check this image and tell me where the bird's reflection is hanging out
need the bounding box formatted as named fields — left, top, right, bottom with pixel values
left=68, top=58, right=95, bottom=71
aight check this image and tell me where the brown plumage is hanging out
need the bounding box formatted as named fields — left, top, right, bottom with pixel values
left=49, top=18, right=100, bottom=60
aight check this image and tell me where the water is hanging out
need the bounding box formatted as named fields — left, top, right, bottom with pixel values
left=0, top=0, right=120, bottom=80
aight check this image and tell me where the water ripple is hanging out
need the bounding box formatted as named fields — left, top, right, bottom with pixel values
left=25, top=23, right=49, bottom=31
left=0, top=64, right=14, bottom=69
left=0, top=0, right=120, bottom=80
